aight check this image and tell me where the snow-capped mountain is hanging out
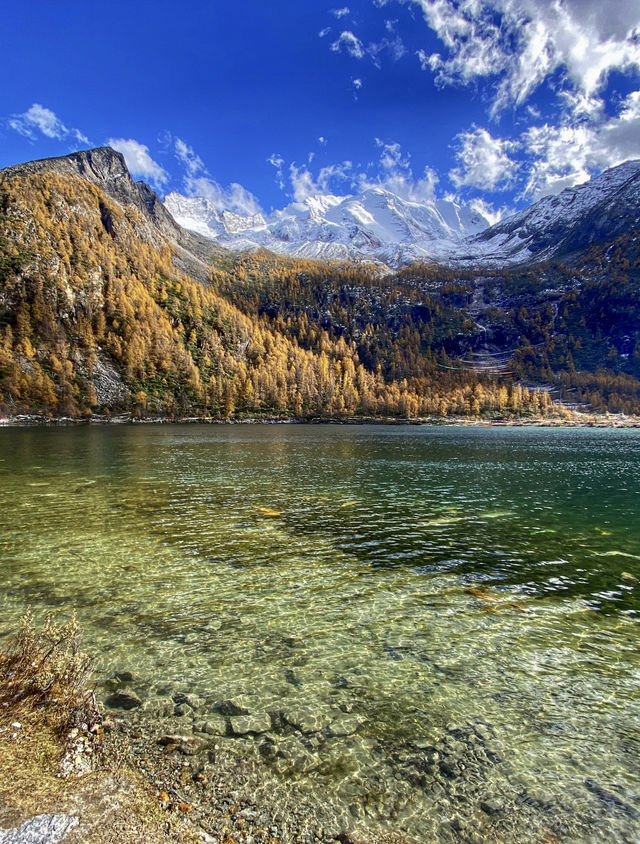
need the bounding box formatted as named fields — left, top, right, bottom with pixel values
left=462, top=159, right=640, bottom=266
left=165, top=159, right=640, bottom=269
left=164, top=187, right=491, bottom=267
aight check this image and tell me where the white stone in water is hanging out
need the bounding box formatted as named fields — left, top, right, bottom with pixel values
left=0, top=814, right=78, bottom=844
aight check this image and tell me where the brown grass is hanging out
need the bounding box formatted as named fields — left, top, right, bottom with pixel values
left=0, top=608, right=100, bottom=734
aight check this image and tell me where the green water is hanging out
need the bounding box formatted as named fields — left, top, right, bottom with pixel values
left=1, top=425, right=639, bottom=841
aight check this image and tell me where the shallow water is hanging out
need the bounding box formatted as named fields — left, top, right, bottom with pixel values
left=1, top=425, right=639, bottom=840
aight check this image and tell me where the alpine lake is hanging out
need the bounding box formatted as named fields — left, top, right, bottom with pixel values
left=1, top=424, right=639, bottom=842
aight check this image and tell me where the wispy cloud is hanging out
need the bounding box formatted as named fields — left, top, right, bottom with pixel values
left=9, top=103, right=89, bottom=144
left=174, top=137, right=206, bottom=177
left=107, top=138, right=169, bottom=187
left=169, top=135, right=262, bottom=214
left=280, top=138, right=442, bottom=205
left=331, top=7, right=350, bottom=18
left=187, top=177, right=263, bottom=216
left=268, top=152, right=286, bottom=190
left=362, top=138, right=439, bottom=201
left=330, top=31, right=366, bottom=59
left=289, top=161, right=355, bottom=201
left=468, top=197, right=508, bottom=225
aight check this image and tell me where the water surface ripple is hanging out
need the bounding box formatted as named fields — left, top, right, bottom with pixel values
left=1, top=425, right=639, bottom=841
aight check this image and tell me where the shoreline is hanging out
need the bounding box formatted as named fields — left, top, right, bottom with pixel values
left=2, top=412, right=640, bottom=429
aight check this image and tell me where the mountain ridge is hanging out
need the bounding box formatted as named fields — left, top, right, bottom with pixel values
left=165, top=159, right=640, bottom=270
left=164, top=185, right=491, bottom=269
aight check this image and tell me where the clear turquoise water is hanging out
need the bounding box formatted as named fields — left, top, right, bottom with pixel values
left=0, top=425, right=639, bottom=840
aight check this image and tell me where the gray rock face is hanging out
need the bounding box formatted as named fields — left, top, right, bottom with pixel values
left=91, top=356, right=129, bottom=406
left=0, top=814, right=78, bottom=844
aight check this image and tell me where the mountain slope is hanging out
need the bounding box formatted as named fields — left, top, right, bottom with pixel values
left=2, top=146, right=639, bottom=419
left=2, top=147, right=228, bottom=282
left=463, top=159, right=640, bottom=266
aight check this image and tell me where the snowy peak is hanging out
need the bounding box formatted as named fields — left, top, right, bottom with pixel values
left=163, top=159, right=640, bottom=269
left=163, top=192, right=266, bottom=238
left=164, top=187, right=490, bottom=267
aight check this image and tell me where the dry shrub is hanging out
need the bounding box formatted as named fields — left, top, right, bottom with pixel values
left=0, top=608, right=100, bottom=733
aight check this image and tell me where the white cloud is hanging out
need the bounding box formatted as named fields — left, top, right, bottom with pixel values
left=288, top=160, right=358, bottom=201
left=353, top=77, right=363, bottom=90
left=521, top=89, right=640, bottom=197
left=374, top=166, right=439, bottom=202
left=161, top=135, right=263, bottom=214
left=268, top=152, right=286, bottom=190
left=318, top=136, right=328, bottom=145
left=408, top=0, right=640, bottom=117
left=9, top=103, right=89, bottom=144
left=278, top=140, right=442, bottom=207
left=331, top=7, right=350, bottom=17
left=319, top=26, right=331, bottom=37
left=469, top=197, right=508, bottom=225
left=360, top=139, right=439, bottom=201
left=450, top=127, right=518, bottom=190
left=375, top=138, right=411, bottom=172
left=367, top=33, right=407, bottom=66
left=330, top=30, right=366, bottom=59
left=290, top=165, right=321, bottom=201
left=107, top=138, right=168, bottom=187
left=174, top=137, right=206, bottom=177
left=522, top=124, right=592, bottom=196
left=187, top=177, right=263, bottom=216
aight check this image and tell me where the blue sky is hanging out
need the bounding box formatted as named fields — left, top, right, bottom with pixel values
left=3, top=0, right=640, bottom=220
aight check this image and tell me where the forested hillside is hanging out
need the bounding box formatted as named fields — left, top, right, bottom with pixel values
left=0, top=164, right=558, bottom=420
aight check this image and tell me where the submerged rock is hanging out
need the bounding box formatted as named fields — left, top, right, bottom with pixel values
left=281, top=709, right=331, bottom=734
left=105, top=690, right=142, bottom=710
left=480, top=798, right=504, bottom=815
left=212, top=697, right=251, bottom=716
left=157, top=734, right=205, bottom=755
left=173, top=692, right=204, bottom=711
left=229, top=714, right=272, bottom=736
left=326, top=715, right=365, bottom=737
left=197, top=718, right=227, bottom=736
